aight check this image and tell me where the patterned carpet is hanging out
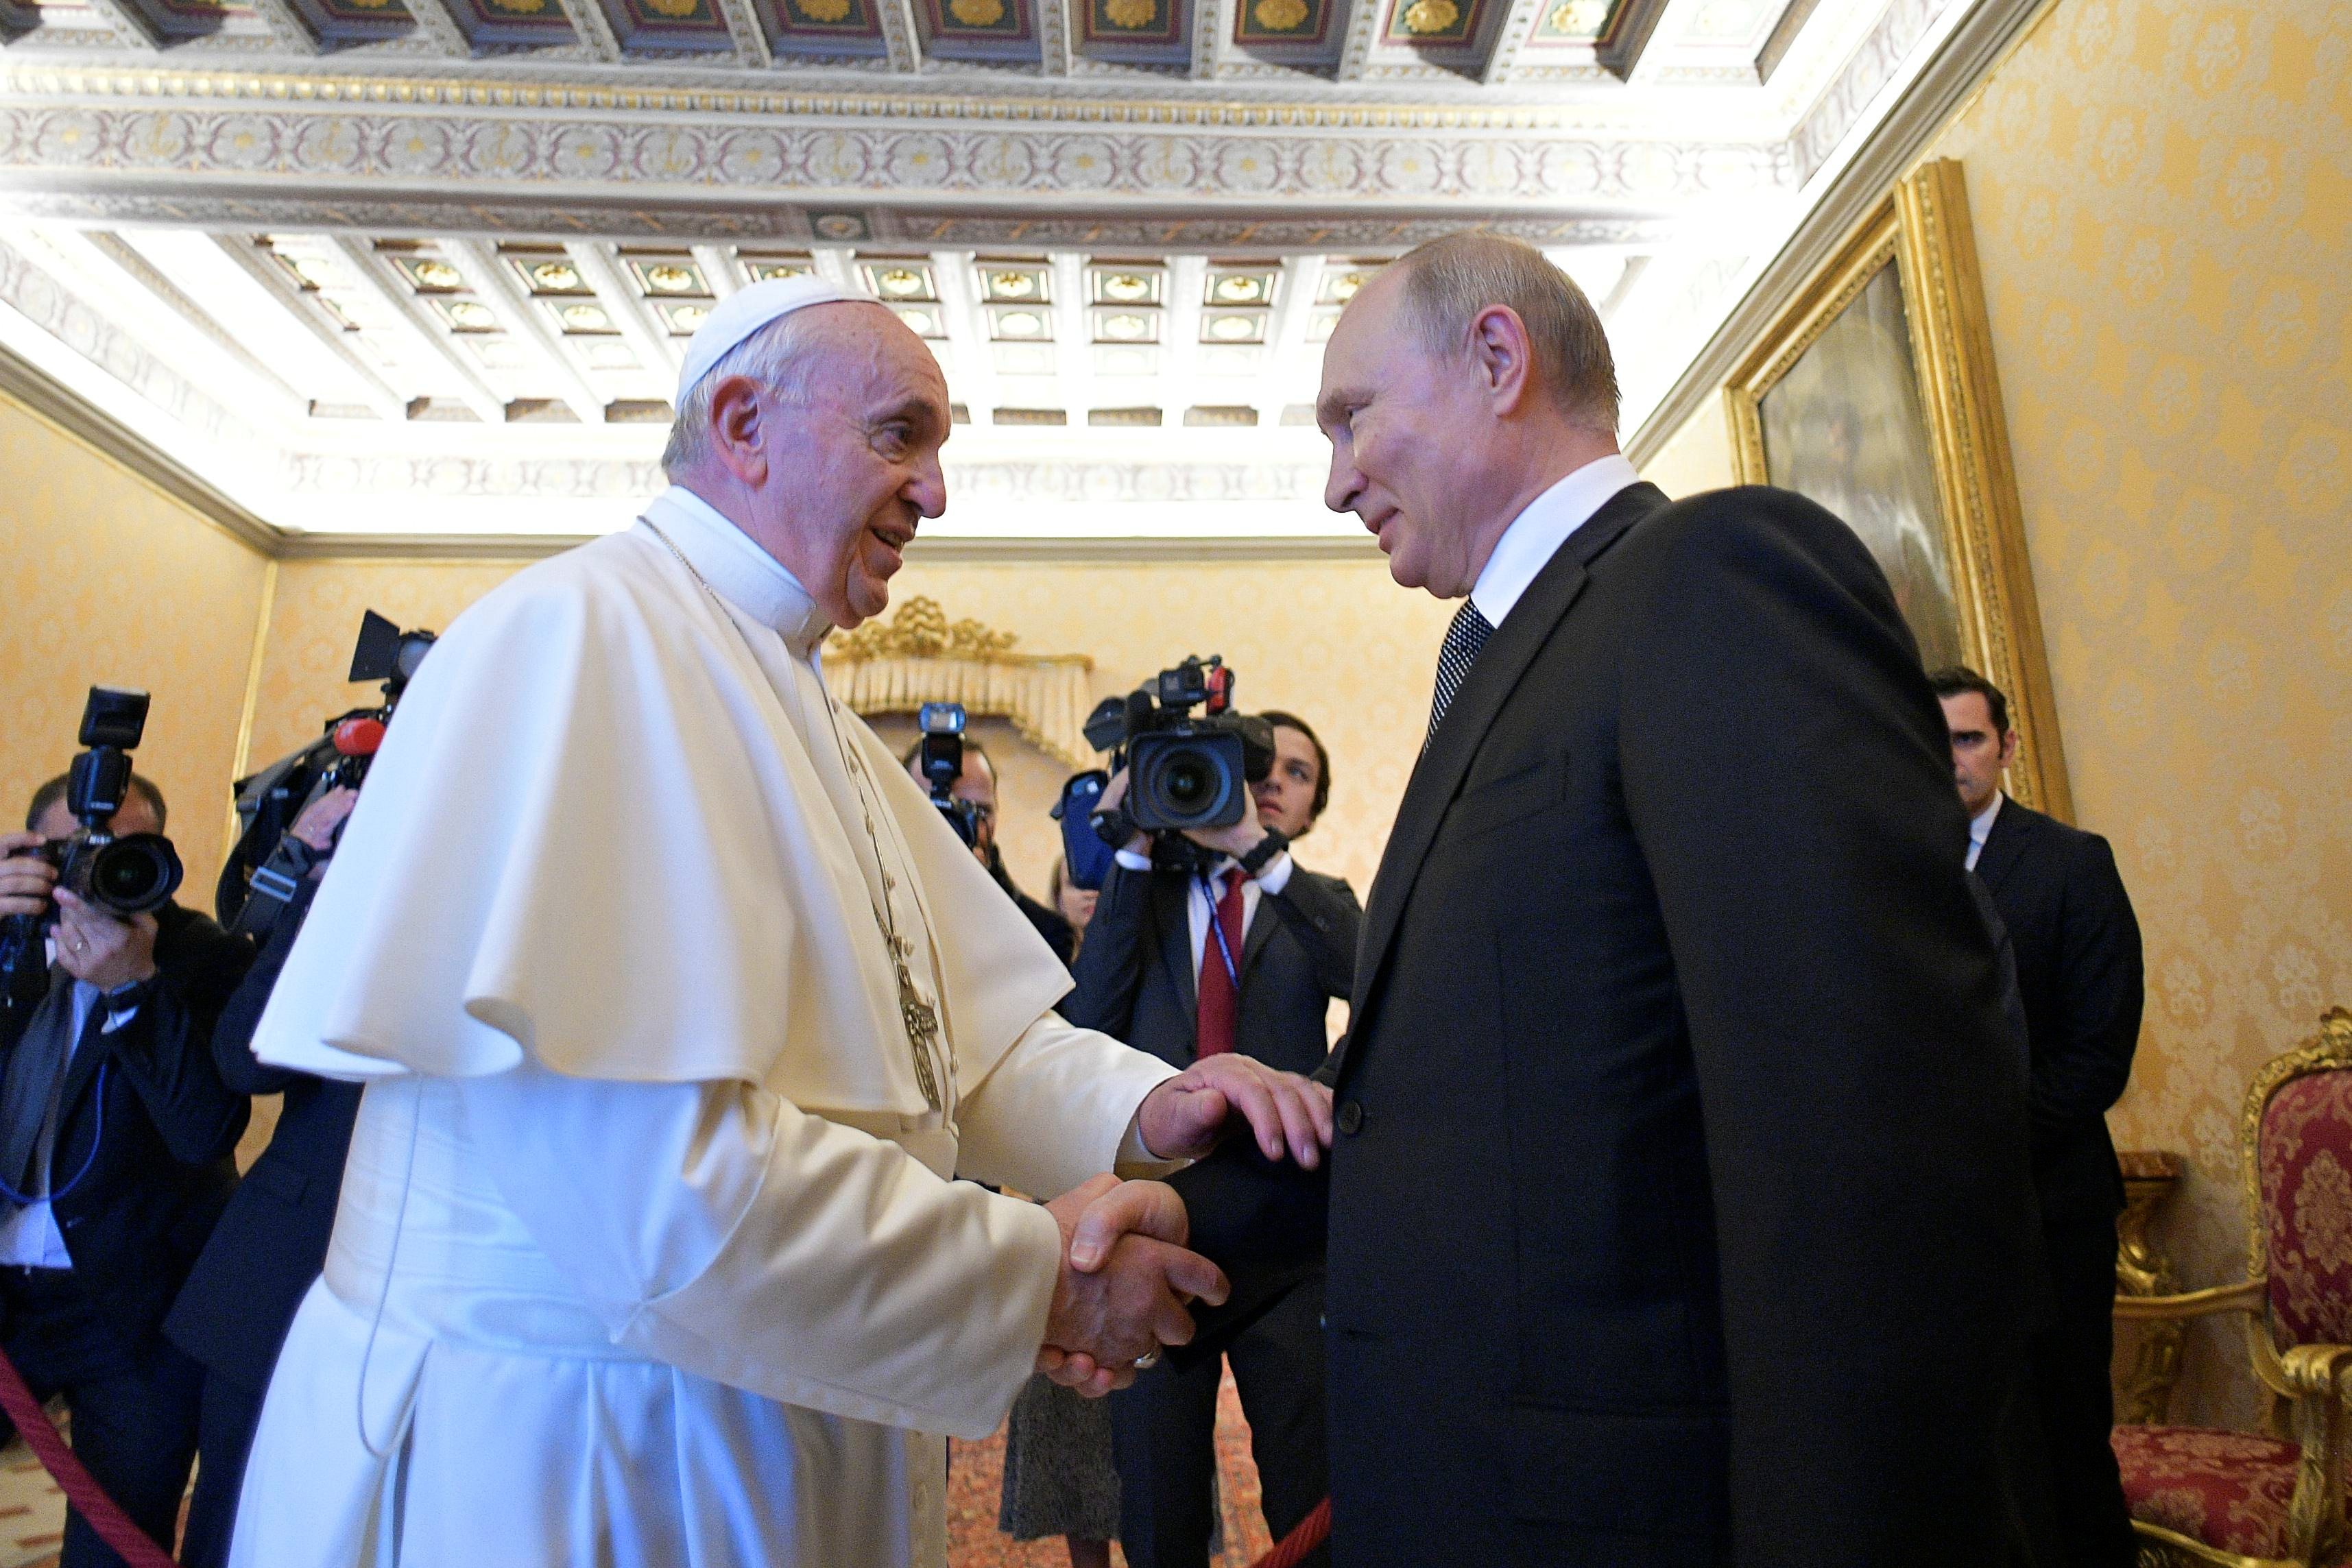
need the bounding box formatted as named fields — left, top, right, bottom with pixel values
left=0, top=1427, right=67, bottom=1568
left=949, top=1364, right=1275, bottom=1568
left=0, top=1366, right=1277, bottom=1568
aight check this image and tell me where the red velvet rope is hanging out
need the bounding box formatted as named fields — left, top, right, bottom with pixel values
left=1249, top=1495, right=1331, bottom=1568
left=0, top=1343, right=179, bottom=1568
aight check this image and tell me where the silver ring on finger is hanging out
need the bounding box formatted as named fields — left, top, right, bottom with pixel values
left=1133, top=1350, right=1161, bottom=1371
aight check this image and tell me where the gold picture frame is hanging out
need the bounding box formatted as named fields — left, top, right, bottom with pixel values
left=1723, top=157, right=2072, bottom=821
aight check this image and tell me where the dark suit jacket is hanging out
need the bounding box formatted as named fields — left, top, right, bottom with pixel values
left=1319, top=482, right=2043, bottom=1566
left=1061, top=854, right=1359, bottom=1080
left=167, top=878, right=363, bottom=1393
left=1975, top=797, right=2143, bottom=1229
left=0, top=903, right=252, bottom=1351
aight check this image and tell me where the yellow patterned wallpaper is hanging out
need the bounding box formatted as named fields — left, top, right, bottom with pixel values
left=1645, top=0, right=2352, bottom=1424
left=252, top=551, right=1454, bottom=905
left=0, top=394, right=269, bottom=891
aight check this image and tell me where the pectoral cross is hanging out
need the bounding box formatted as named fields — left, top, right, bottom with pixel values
left=898, top=966, right=944, bottom=1111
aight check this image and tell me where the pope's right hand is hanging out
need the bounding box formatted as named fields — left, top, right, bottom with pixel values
left=1036, top=1175, right=1227, bottom=1398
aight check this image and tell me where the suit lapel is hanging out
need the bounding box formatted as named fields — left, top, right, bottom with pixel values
left=1154, top=871, right=1200, bottom=1032
left=1973, top=797, right=2032, bottom=895
left=1348, top=481, right=1669, bottom=1038
left=58, top=989, right=109, bottom=1120
left=1238, top=880, right=1282, bottom=984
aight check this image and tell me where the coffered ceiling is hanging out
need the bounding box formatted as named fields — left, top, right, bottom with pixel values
left=0, top=0, right=2000, bottom=544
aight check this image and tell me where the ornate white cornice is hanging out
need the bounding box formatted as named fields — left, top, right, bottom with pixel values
left=0, top=93, right=1792, bottom=216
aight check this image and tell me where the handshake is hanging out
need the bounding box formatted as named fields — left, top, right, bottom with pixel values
left=1036, top=1052, right=1333, bottom=1399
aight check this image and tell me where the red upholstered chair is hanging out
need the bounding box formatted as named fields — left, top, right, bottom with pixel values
left=2113, top=1007, right=2352, bottom=1567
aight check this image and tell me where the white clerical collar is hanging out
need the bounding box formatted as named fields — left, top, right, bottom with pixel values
left=1469, top=453, right=1642, bottom=629
left=643, top=486, right=833, bottom=657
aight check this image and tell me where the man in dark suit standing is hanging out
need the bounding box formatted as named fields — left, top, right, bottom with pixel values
left=0, top=774, right=252, bottom=1568
left=1065, top=712, right=1358, bottom=1568
left=1305, top=232, right=2045, bottom=1565
left=1936, top=665, right=2143, bottom=1568
left=167, top=786, right=367, bottom=1568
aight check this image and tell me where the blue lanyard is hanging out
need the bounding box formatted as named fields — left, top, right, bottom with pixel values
left=1197, top=870, right=1244, bottom=993
left=0, top=1059, right=108, bottom=1209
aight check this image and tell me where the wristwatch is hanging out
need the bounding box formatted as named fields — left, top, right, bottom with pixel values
left=1237, top=828, right=1290, bottom=879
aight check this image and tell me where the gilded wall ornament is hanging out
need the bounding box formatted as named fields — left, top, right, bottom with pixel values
left=946, top=0, right=1005, bottom=26
left=795, top=0, right=852, bottom=19
left=643, top=0, right=702, bottom=17
left=1103, top=0, right=1155, bottom=26
left=1400, top=0, right=1457, bottom=34
left=1251, top=0, right=1308, bottom=29
left=830, top=596, right=1020, bottom=662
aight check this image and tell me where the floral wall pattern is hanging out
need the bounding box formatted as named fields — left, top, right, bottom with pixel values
left=1644, top=0, right=2352, bottom=1425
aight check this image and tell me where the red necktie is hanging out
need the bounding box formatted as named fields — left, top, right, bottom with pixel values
left=1194, top=868, right=1248, bottom=1060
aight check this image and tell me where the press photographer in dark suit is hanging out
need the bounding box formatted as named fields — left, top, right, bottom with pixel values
left=1937, top=665, right=2144, bottom=1568
left=166, top=786, right=368, bottom=1568
left=902, top=736, right=1075, bottom=965
left=1299, top=234, right=2043, bottom=1565
left=0, top=773, right=251, bottom=1568
left=1064, top=712, right=1356, bottom=1568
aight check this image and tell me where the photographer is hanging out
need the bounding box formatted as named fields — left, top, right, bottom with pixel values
left=0, top=772, right=251, bottom=1568
left=900, top=736, right=1076, bottom=965
left=165, top=786, right=363, bottom=1568
left=1064, top=710, right=1356, bottom=1568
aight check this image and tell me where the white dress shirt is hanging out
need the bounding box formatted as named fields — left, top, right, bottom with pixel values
left=1965, top=791, right=2004, bottom=872
left=1112, top=846, right=1294, bottom=980
left=1469, top=453, right=1643, bottom=630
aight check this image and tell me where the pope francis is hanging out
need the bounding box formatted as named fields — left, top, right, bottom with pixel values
left=228, top=277, right=1334, bottom=1568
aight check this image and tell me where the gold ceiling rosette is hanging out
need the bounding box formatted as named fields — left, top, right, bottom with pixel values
left=827, top=596, right=1098, bottom=767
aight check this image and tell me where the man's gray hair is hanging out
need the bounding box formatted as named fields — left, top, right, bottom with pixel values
left=1393, top=233, right=1620, bottom=433
left=660, top=310, right=832, bottom=477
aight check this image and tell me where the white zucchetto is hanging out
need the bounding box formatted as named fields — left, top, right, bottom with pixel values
left=676, top=274, right=872, bottom=407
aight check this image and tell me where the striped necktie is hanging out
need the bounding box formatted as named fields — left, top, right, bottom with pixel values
left=1426, top=598, right=1496, bottom=750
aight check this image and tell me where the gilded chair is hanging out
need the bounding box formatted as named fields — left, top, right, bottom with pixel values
left=2112, top=1007, right=2352, bottom=1568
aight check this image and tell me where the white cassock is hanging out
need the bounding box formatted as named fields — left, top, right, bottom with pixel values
left=230, top=485, right=1181, bottom=1568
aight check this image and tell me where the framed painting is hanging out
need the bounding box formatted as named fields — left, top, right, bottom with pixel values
left=1722, top=158, right=2072, bottom=820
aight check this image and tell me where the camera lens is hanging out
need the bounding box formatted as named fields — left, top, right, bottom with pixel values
left=1161, top=753, right=1215, bottom=812
left=70, top=835, right=183, bottom=916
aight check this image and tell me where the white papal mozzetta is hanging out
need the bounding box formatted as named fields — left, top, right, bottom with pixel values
left=228, top=280, right=1195, bottom=1568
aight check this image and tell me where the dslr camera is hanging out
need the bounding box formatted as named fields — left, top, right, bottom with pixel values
left=216, top=610, right=435, bottom=936
left=28, top=688, right=184, bottom=918
left=1, top=687, right=184, bottom=1015
left=1084, top=656, right=1274, bottom=837
left=915, top=702, right=981, bottom=848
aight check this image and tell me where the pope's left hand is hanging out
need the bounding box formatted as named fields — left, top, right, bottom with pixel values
left=1137, top=1054, right=1332, bottom=1169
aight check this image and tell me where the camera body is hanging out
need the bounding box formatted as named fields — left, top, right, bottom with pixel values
left=40, top=688, right=184, bottom=919
left=917, top=702, right=981, bottom=849
left=1085, top=657, right=1274, bottom=836
left=1, top=686, right=184, bottom=1022
left=216, top=610, right=436, bottom=934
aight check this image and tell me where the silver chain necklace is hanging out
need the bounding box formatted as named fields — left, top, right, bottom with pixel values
left=643, top=520, right=946, bottom=1111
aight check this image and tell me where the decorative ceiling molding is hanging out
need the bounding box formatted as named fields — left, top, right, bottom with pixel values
left=0, top=100, right=1792, bottom=217
left=0, top=59, right=1796, bottom=128
left=0, top=189, right=1688, bottom=250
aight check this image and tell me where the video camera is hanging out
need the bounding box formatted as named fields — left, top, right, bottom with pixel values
left=215, top=610, right=435, bottom=936
left=1083, top=655, right=1274, bottom=839
left=1, top=687, right=184, bottom=1019
left=916, top=702, right=981, bottom=849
